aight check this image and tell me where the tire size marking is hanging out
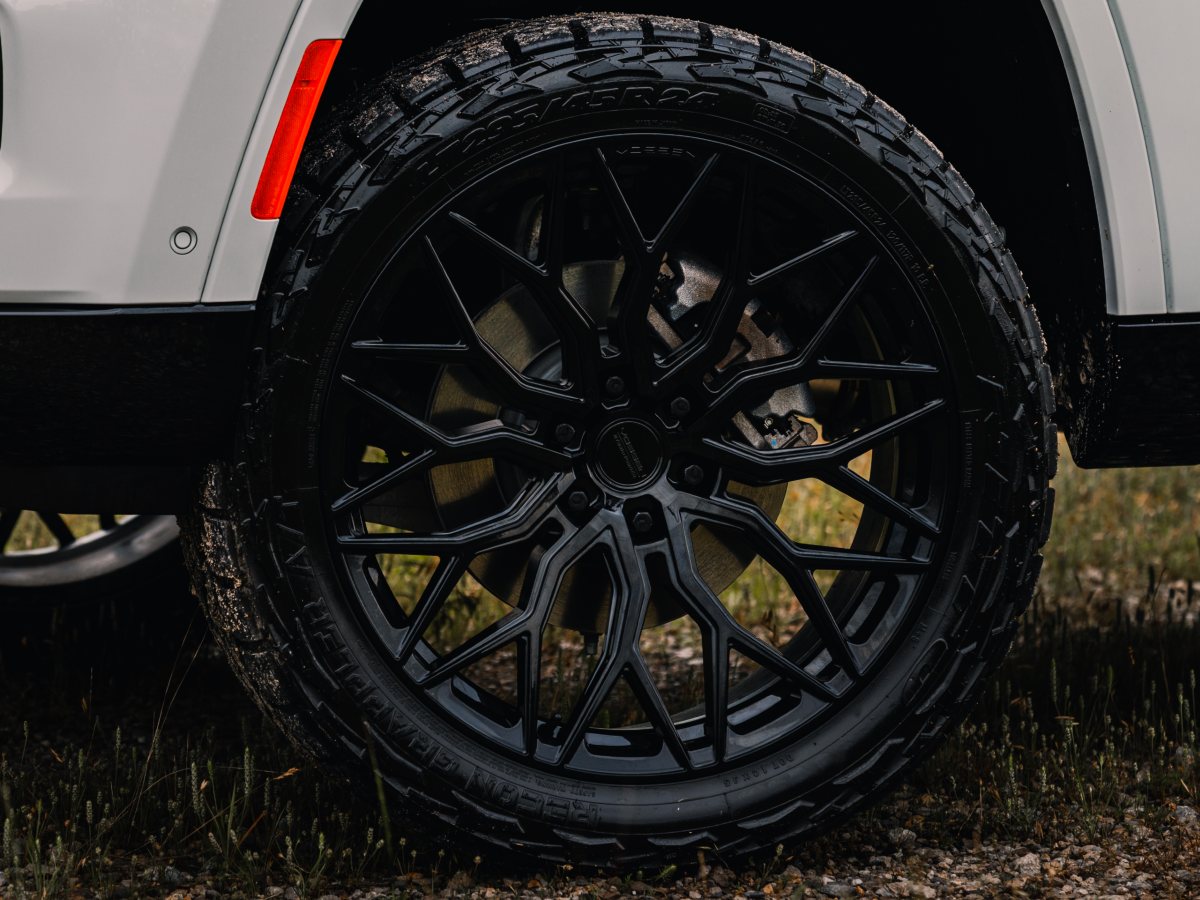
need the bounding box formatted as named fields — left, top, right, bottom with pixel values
left=838, top=184, right=931, bottom=291
left=721, top=751, right=794, bottom=788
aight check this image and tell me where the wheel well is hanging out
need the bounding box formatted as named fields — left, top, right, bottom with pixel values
left=314, top=1, right=1106, bottom=454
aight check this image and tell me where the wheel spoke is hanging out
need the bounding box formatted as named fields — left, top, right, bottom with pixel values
left=339, top=374, right=574, bottom=471
left=395, top=555, right=469, bottom=663
left=813, top=358, right=940, bottom=380
left=420, top=236, right=584, bottom=412
left=350, top=340, right=473, bottom=364
left=684, top=492, right=930, bottom=575
left=552, top=527, right=656, bottom=766
left=698, top=398, right=947, bottom=484
left=331, top=450, right=437, bottom=515
left=98, top=512, right=120, bottom=532
left=337, top=478, right=561, bottom=555
left=663, top=522, right=840, bottom=705
left=421, top=608, right=534, bottom=686
left=418, top=518, right=599, bottom=706
left=597, top=150, right=722, bottom=395
left=36, top=512, right=76, bottom=548
left=593, top=147, right=648, bottom=255
left=746, top=229, right=859, bottom=291
left=650, top=161, right=754, bottom=396
left=626, top=654, right=692, bottom=770
left=825, top=464, right=941, bottom=537
left=689, top=256, right=880, bottom=433
left=447, top=206, right=600, bottom=395
left=649, top=153, right=721, bottom=255
left=517, top=634, right=542, bottom=756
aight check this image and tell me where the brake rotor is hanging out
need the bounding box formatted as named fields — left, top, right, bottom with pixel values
left=428, top=257, right=789, bottom=633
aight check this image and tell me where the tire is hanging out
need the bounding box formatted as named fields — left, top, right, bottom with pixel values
left=183, top=14, right=1056, bottom=868
left=0, top=512, right=181, bottom=608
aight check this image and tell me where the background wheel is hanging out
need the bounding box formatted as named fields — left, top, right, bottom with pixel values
left=0, top=511, right=180, bottom=607
left=184, top=15, right=1056, bottom=867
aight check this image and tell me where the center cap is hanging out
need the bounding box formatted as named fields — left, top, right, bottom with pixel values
left=594, top=419, right=663, bottom=489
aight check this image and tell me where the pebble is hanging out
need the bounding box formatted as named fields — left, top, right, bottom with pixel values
left=1014, top=851, right=1042, bottom=877
left=1174, top=804, right=1199, bottom=827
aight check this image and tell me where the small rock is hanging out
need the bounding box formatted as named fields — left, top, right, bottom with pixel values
left=1174, top=805, right=1199, bottom=827
left=819, top=883, right=855, bottom=898
left=888, top=827, right=918, bottom=850
left=446, top=870, right=474, bottom=891
left=709, top=867, right=734, bottom=887
left=1014, top=852, right=1042, bottom=877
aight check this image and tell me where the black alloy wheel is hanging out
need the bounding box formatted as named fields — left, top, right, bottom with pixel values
left=186, top=15, right=1055, bottom=867
left=0, top=511, right=180, bottom=607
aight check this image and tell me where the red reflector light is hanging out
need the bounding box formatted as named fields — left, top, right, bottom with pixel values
left=251, top=39, right=342, bottom=220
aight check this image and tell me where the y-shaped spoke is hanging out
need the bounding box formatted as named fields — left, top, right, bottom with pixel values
left=595, top=149, right=722, bottom=394
left=661, top=521, right=840, bottom=764
left=349, top=237, right=585, bottom=415
left=339, top=374, right=575, bottom=472
left=679, top=491, right=931, bottom=679
left=649, top=162, right=755, bottom=398
left=697, top=398, right=946, bottom=485
left=688, top=256, right=880, bottom=434
left=446, top=157, right=601, bottom=397
left=552, top=526, right=688, bottom=768
left=337, top=477, right=562, bottom=556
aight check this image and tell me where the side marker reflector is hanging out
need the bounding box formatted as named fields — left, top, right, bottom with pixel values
left=251, top=39, right=342, bottom=220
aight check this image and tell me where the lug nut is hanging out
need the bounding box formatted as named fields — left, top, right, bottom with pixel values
left=683, top=464, right=704, bottom=486
left=605, top=375, right=626, bottom=397
left=631, top=511, right=653, bottom=534
left=670, top=396, right=691, bottom=418
left=554, top=423, right=576, bottom=443
left=567, top=490, right=588, bottom=512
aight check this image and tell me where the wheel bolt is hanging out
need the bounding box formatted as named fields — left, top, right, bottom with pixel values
left=631, top=511, right=653, bottom=534
left=554, top=423, right=576, bottom=443
left=567, top=490, right=588, bottom=512
left=670, top=396, right=691, bottom=418
left=683, top=464, right=704, bottom=486
left=605, top=375, right=626, bottom=397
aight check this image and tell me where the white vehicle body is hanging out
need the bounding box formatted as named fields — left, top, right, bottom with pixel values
left=0, top=0, right=360, bottom=308
left=0, top=0, right=1197, bottom=315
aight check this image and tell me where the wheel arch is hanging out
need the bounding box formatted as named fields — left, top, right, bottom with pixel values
left=290, top=0, right=1114, bottom=463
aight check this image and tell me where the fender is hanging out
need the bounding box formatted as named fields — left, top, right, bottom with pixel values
left=0, top=0, right=360, bottom=308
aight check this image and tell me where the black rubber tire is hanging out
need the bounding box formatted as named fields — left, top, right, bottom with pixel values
left=182, top=14, right=1057, bottom=868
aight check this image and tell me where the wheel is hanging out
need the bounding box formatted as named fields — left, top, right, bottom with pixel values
left=0, top=511, right=180, bottom=607
left=183, top=15, right=1056, bottom=867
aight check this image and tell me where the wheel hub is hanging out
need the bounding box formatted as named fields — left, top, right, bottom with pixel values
left=426, top=258, right=785, bottom=632
left=593, top=418, right=663, bottom=490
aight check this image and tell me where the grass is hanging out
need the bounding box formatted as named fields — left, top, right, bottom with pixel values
left=0, top=438, right=1198, bottom=897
